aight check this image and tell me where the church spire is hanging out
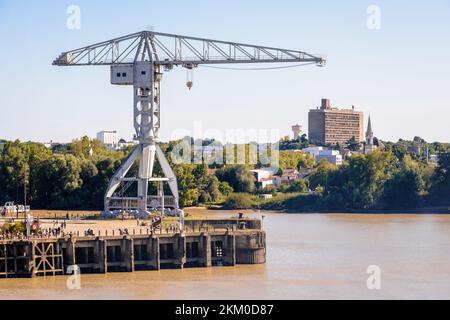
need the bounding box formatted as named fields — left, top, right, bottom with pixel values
left=365, top=115, right=375, bottom=154
left=366, top=115, right=373, bottom=135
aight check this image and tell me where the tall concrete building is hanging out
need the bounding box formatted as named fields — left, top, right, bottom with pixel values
left=308, top=99, right=364, bottom=145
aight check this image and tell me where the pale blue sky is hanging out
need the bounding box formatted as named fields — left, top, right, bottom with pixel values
left=0, top=0, right=449, bottom=143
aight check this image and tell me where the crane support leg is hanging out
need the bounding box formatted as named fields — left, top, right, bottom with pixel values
left=104, top=145, right=141, bottom=208
left=156, top=145, right=179, bottom=207
left=138, top=143, right=156, bottom=210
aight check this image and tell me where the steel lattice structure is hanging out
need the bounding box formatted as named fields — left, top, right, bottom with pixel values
left=53, top=31, right=325, bottom=221
left=53, top=31, right=324, bottom=67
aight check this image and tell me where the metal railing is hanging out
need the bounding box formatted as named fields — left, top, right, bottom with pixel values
left=106, top=196, right=177, bottom=210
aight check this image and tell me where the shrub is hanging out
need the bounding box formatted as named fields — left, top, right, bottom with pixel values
left=259, top=193, right=321, bottom=211
left=223, top=193, right=254, bottom=209
left=0, top=222, right=26, bottom=234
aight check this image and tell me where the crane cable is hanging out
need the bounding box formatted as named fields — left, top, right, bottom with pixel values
left=197, top=61, right=318, bottom=71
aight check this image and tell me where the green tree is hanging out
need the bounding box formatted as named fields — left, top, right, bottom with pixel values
left=218, top=181, right=233, bottom=196
left=430, top=151, right=450, bottom=204
left=382, top=155, right=424, bottom=208
left=346, top=136, right=361, bottom=152
left=287, top=179, right=309, bottom=193
left=183, top=188, right=200, bottom=207
left=325, top=150, right=397, bottom=209
left=279, top=151, right=314, bottom=170
left=215, top=165, right=256, bottom=193
left=199, top=174, right=221, bottom=203
left=309, top=159, right=337, bottom=191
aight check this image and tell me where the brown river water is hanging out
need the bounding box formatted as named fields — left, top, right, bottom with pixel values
left=1, top=213, right=450, bottom=300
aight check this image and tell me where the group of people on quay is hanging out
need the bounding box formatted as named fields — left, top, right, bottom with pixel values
left=0, top=219, right=69, bottom=240
left=0, top=213, right=184, bottom=240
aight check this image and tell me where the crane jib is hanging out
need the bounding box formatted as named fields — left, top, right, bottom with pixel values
left=53, top=30, right=325, bottom=67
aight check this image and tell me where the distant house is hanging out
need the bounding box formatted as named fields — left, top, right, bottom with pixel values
left=272, top=168, right=299, bottom=187
left=251, top=169, right=276, bottom=188
left=260, top=177, right=275, bottom=189
left=302, top=146, right=326, bottom=158
left=315, top=150, right=343, bottom=166
left=303, top=147, right=343, bottom=166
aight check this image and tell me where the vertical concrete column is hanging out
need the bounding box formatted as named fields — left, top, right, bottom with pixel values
left=224, top=233, right=236, bottom=266
left=200, top=234, right=212, bottom=267
left=56, top=241, right=63, bottom=272
left=150, top=236, right=160, bottom=270
left=94, top=238, right=107, bottom=273
left=123, top=237, right=134, bottom=272
left=261, top=231, right=267, bottom=263
left=176, top=233, right=186, bottom=269
left=29, top=241, right=36, bottom=277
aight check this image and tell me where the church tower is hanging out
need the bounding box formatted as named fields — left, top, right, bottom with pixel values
left=364, top=115, right=376, bottom=154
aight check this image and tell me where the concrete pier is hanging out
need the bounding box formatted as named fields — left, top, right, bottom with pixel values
left=0, top=229, right=265, bottom=278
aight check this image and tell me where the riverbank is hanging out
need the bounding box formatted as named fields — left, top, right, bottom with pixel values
left=3, top=205, right=449, bottom=221
left=189, top=206, right=450, bottom=215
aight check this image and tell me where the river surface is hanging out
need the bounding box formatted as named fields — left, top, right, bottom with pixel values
left=1, top=213, right=450, bottom=300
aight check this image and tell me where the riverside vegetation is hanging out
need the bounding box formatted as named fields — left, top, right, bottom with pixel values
left=0, top=136, right=448, bottom=212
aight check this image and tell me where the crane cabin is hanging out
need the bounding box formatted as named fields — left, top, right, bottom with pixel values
left=111, top=62, right=153, bottom=86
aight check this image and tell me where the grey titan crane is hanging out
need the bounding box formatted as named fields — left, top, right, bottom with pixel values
left=53, top=30, right=325, bottom=219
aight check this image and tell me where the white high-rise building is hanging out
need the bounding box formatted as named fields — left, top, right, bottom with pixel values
left=97, top=131, right=118, bottom=149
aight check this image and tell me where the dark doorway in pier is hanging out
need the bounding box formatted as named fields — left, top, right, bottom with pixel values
left=160, top=243, right=174, bottom=260
left=159, top=243, right=176, bottom=269
left=107, top=246, right=122, bottom=262
left=106, top=245, right=123, bottom=272
left=75, top=246, right=97, bottom=273
left=133, top=244, right=148, bottom=261
left=15, top=244, right=29, bottom=274
left=133, top=244, right=152, bottom=271
left=75, top=247, right=87, bottom=264
left=87, top=247, right=95, bottom=263
left=62, top=247, right=68, bottom=265
left=184, top=241, right=200, bottom=268
left=186, top=242, right=199, bottom=258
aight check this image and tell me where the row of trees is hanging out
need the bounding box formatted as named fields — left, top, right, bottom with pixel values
left=306, top=149, right=449, bottom=209
left=0, top=138, right=243, bottom=209
left=0, top=138, right=125, bottom=209
left=1, top=137, right=448, bottom=211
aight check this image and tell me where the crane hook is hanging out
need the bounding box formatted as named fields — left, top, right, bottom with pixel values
left=186, top=67, right=194, bottom=90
